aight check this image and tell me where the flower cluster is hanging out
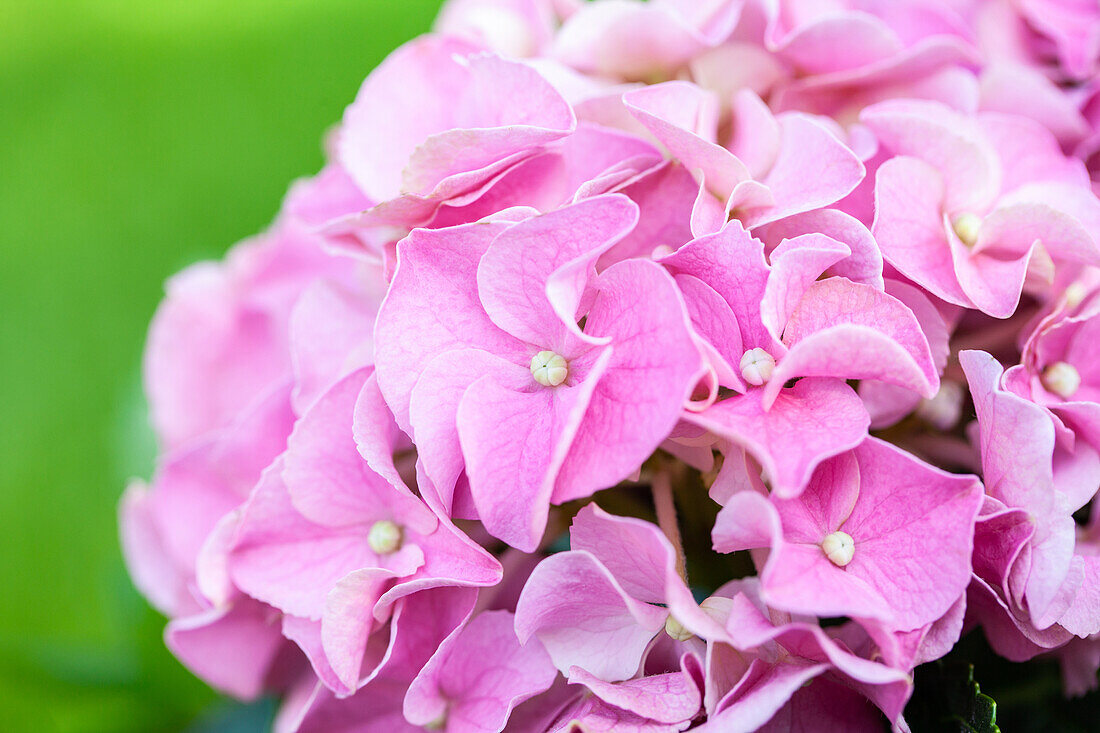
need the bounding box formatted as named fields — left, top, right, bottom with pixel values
left=122, top=0, right=1100, bottom=730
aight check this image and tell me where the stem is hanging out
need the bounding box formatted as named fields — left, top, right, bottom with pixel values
left=652, top=466, right=687, bottom=582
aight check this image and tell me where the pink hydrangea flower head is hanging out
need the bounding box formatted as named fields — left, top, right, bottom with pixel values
left=122, top=0, right=1100, bottom=725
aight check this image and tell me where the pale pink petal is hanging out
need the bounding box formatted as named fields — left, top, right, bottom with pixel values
left=165, top=600, right=285, bottom=700
left=477, top=194, right=639, bottom=346
left=515, top=551, right=668, bottom=681
left=339, top=40, right=575, bottom=202
left=742, top=114, right=865, bottom=228
left=871, top=156, right=969, bottom=306
left=405, top=610, right=557, bottom=732
left=374, top=220, right=526, bottom=431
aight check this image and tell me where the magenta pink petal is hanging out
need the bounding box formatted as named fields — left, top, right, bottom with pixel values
left=688, top=379, right=869, bottom=498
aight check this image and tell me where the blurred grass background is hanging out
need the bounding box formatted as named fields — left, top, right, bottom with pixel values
left=0, top=1, right=441, bottom=729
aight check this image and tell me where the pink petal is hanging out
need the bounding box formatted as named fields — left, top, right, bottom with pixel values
left=624, top=82, right=752, bottom=199
left=689, top=379, right=869, bottom=498
left=551, top=0, right=742, bottom=80
left=405, top=610, right=557, bottom=732
left=289, top=279, right=380, bottom=415
left=374, top=220, right=526, bottom=431
left=569, top=504, right=675, bottom=604
left=701, top=659, right=829, bottom=733
left=741, top=113, right=865, bottom=228
left=760, top=234, right=851, bottom=339
left=230, top=461, right=421, bottom=619
left=871, top=155, right=969, bottom=306
left=339, top=38, right=574, bottom=202
left=839, top=438, right=984, bottom=630
left=410, top=349, right=529, bottom=515
left=755, top=208, right=885, bottom=289
left=321, top=568, right=401, bottom=693
left=861, top=99, right=1000, bottom=214
left=567, top=667, right=701, bottom=724
left=459, top=347, right=611, bottom=551
left=961, top=350, right=1077, bottom=619
left=554, top=260, right=704, bottom=502
left=515, top=551, right=667, bottom=681
left=477, top=194, right=639, bottom=346
left=765, top=277, right=939, bottom=406
left=660, top=221, right=780, bottom=354
left=284, top=370, right=435, bottom=533
left=165, top=600, right=285, bottom=700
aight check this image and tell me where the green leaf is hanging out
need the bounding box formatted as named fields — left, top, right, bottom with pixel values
left=906, top=661, right=1000, bottom=733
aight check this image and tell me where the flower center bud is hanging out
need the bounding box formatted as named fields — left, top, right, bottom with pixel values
left=740, top=348, right=776, bottom=386
left=424, top=713, right=447, bottom=731
left=531, top=350, right=568, bottom=387
left=664, top=614, right=694, bottom=642
left=951, top=213, right=982, bottom=248
left=1042, top=361, right=1081, bottom=399
left=1064, top=282, right=1088, bottom=309
left=820, top=531, right=855, bottom=567
left=368, top=520, right=403, bottom=555
left=916, top=381, right=964, bottom=431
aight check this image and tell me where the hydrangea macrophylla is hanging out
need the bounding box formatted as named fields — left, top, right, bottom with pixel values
left=124, top=0, right=1100, bottom=728
left=961, top=350, right=1100, bottom=652
left=374, top=194, right=704, bottom=550
left=761, top=0, right=981, bottom=118
left=1006, top=286, right=1100, bottom=456
left=229, top=370, right=502, bottom=694
left=697, top=580, right=916, bottom=729
left=338, top=35, right=576, bottom=212
left=713, top=438, right=983, bottom=631
left=866, top=99, right=1100, bottom=317
left=661, top=220, right=937, bottom=496
left=515, top=504, right=727, bottom=682
left=622, top=82, right=865, bottom=235
left=121, top=387, right=299, bottom=699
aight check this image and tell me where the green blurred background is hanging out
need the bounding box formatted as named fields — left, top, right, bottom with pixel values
left=0, top=1, right=441, bottom=729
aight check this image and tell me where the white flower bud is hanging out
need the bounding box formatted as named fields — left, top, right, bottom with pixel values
left=820, top=530, right=855, bottom=567
left=368, top=520, right=403, bottom=555
left=664, top=614, right=694, bottom=642
left=951, top=213, right=982, bottom=247
left=531, top=350, right=569, bottom=387
left=740, top=348, right=776, bottom=387
left=1042, top=361, right=1081, bottom=399
left=916, top=381, right=964, bottom=431
left=1064, top=282, right=1088, bottom=310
